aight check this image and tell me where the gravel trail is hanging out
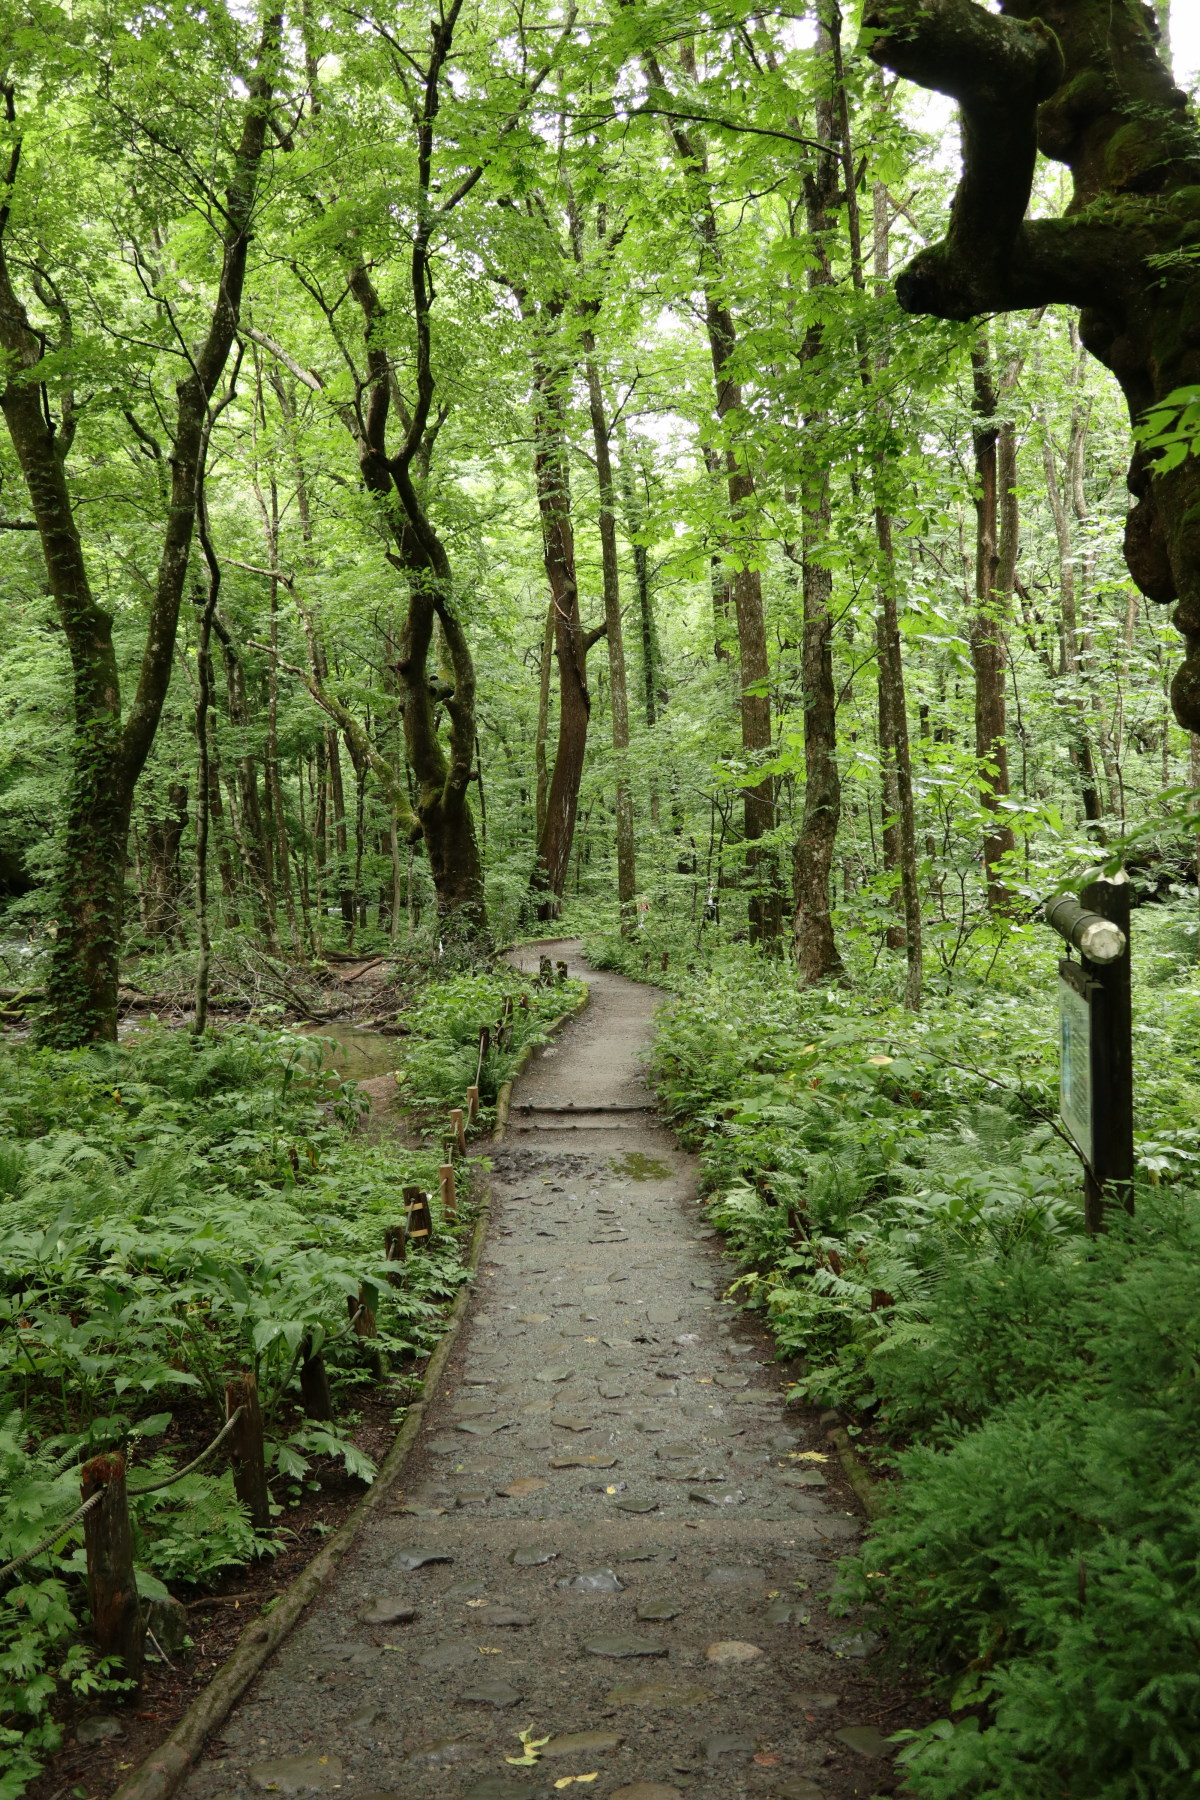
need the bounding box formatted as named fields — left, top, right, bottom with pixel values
left=177, top=941, right=894, bottom=1800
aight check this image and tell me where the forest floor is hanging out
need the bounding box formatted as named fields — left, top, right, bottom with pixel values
left=153, top=940, right=922, bottom=1800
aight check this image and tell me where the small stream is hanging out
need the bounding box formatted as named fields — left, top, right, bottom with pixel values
left=298, top=1021, right=402, bottom=1080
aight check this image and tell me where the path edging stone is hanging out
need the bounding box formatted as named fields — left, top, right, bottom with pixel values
left=107, top=971, right=589, bottom=1800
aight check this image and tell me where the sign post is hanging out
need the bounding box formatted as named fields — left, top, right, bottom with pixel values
left=1045, top=873, right=1133, bottom=1233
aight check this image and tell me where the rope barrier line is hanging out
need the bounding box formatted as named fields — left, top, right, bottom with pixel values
left=127, top=1406, right=244, bottom=1497
left=0, top=1406, right=247, bottom=1587
left=0, top=1492, right=103, bottom=1586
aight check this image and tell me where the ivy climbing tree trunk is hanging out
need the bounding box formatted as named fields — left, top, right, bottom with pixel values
left=0, top=20, right=281, bottom=1043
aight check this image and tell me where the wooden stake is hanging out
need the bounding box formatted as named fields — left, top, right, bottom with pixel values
left=440, top=1161, right=457, bottom=1221
left=350, top=1286, right=385, bottom=1379
left=81, top=1452, right=144, bottom=1686
left=225, top=1373, right=271, bottom=1531
left=660, top=951, right=669, bottom=972
left=450, top=1106, right=467, bottom=1154
left=299, top=1338, right=333, bottom=1421
left=556, top=959, right=568, bottom=984
left=466, top=1084, right=480, bottom=1124
left=539, top=953, right=552, bottom=985
left=384, top=1222, right=407, bottom=1276
left=404, top=1183, right=433, bottom=1245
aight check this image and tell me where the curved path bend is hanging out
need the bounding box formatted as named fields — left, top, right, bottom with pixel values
left=177, top=942, right=896, bottom=1800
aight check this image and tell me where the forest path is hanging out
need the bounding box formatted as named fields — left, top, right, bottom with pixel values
left=175, top=941, right=896, bottom=1800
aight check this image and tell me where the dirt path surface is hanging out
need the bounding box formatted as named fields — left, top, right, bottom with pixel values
left=175, top=941, right=898, bottom=1800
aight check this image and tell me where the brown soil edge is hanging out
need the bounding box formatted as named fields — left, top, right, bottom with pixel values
left=824, top=1424, right=885, bottom=1520
left=106, top=980, right=588, bottom=1800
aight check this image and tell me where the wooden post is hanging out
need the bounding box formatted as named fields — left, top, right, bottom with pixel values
left=1080, top=872, right=1134, bottom=1230
left=384, top=1222, right=407, bottom=1276
left=350, top=1286, right=386, bottom=1379
left=440, top=1161, right=457, bottom=1221
left=466, top=1084, right=480, bottom=1124
left=642, top=950, right=650, bottom=973
left=556, top=958, right=568, bottom=984
left=660, top=951, right=669, bottom=972
left=299, top=1336, right=334, bottom=1421
left=450, top=1106, right=467, bottom=1154
left=81, top=1452, right=143, bottom=1686
left=404, top=1183, right=433, bottom=1245
left=225, top=1372, right=271, bottom=1531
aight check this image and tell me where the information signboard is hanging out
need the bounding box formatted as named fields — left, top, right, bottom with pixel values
left=1058, top=964, right=1093, bottom=1165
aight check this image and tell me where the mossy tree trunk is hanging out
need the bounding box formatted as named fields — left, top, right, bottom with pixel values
left=862, top=0, right=1200, bottom=731
left=0, top=22, right=281, bottom=1044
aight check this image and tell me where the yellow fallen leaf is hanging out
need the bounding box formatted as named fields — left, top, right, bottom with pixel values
left=867, top=1055, right=893, bottom=1066
left=467, top=1598, right=488, bottom=1607
left=478, top=1645, right=502, bottom=1653
left=791, top=1451, right=828, bottom=1462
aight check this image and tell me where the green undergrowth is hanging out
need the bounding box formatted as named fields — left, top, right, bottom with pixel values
left=393, top=962, right=587, bottom=1127
left=587, top=903, right=1200, bottom=1798
left=0, top=1013, right=476, bottom=1797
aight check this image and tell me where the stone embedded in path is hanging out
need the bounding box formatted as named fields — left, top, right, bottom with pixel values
left=535, top=1366, right=575, bottom=1382
left=359, top=1596, right=419, bottom=1626
left=456, top=1419, right=515, bottom=1436
left=557, top=1567, right=624, bottom=1593
left=394, top=1550, right=454, bottom=1571
left=636, top=1601, right=681, bottom=1621
left=509, top=1545, right=558, bottom=1565
left=704, top=1640, right=764, bottom=1665
left=699, top=1733, right=756, bottom=1764
left=454, top=1399, right=498, bottom=1418
left=461, top=1681, right=523, bottom=1709
left=646, top=1305, right=679, bottom=1324
left=712, top=1373, right=749, bottom=1389
left=585, top=1633, right=668, bottom=1658
left=776, top=1784, right=826, bottom=1800
left=605, top=1680, right=711, bottom=1710
left=688, top=1488, right=744, bottom=1507
left=408, top=1739, right=479, bottom=1764
left=551, top=1414, right=594, bottom=1432
left=615, top=1497, right=659, bottom=1513
left=542, top=1730, right=623, bottom=1758
left=549, top=1454, right=617, bottom=1469
left=795, top=1690, right=840, bottom=1712
left=836, top=1725, right=895, bottom=1757
left=497, top=1478, right=549, bottom=1498
left=248, top=1754, right=344, bottom=1793
left=828, top=1630, right=882, bottom=1659
left=703, top=1565, right=766, bottom=1589
left=765, top=1601, right=810, bottom=1626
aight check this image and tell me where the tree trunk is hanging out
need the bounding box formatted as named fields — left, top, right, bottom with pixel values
left=142, top=782, right=189, bottom=946
left=1041, top=404, right=1104, bottom=828
left=971, top=332, right=1019, bottom=909
left=644, top=45, right=781, bottom=945
left=529, top=347, right=593, bottom=919
left=0, top=20, right=282, bottom=1042
left=792, top=11, right=844, bottom=985
left=534, top=598, right=555, bottom=842
left=574, top=289, right=637, bottom=934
